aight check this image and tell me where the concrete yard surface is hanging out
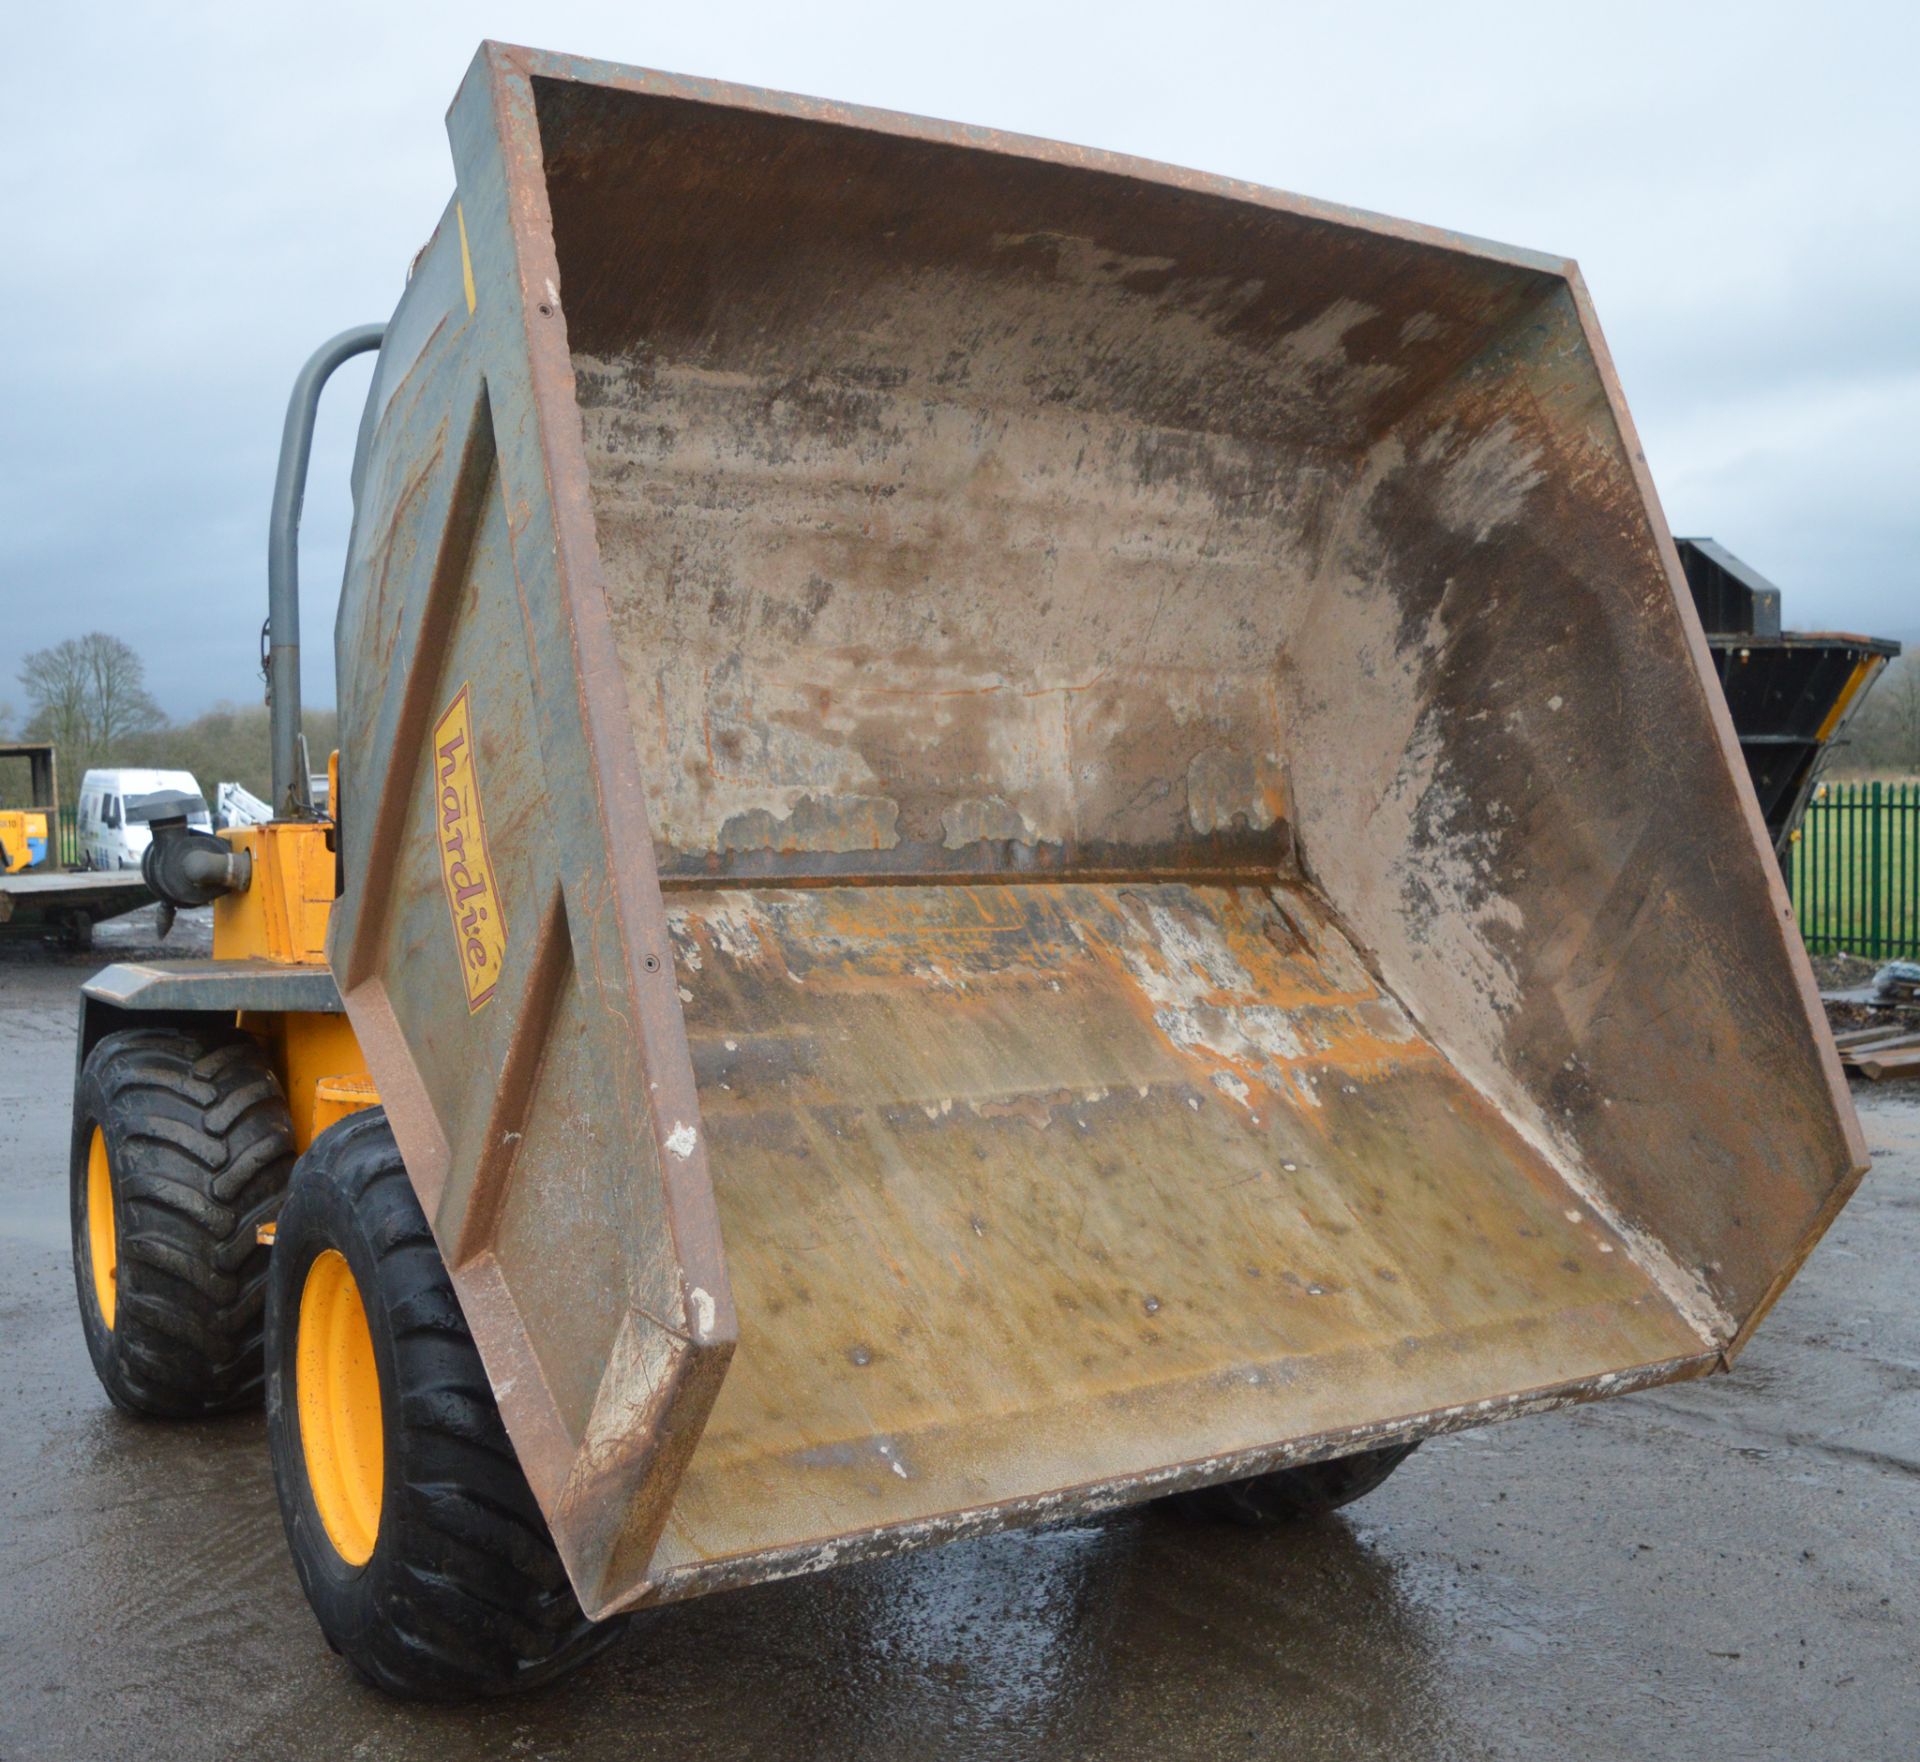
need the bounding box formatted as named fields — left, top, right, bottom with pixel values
left=1, top=937, right=1915, bottom=1761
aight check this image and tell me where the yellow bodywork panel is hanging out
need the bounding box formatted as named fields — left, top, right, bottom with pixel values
left=215, top=822, right=335, bottom=963
left=214, top=815, right=380, bottom=1154
left=0, top=809, right=48, bottom=873
left=314, top=1074, right=381, bottom=1140
left=241, top=1011, right=371, bottom=1154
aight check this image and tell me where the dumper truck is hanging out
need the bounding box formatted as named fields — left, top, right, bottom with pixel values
left=1673, top=537, right=1899, bottom=857
left=67, top=43, right=1868, bottom=1699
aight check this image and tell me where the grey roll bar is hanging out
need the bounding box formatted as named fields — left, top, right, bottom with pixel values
left=267, top=324, right=385, bottom=818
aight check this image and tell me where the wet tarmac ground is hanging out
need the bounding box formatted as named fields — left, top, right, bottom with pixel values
left=2, top=919, right=1916, bottom=1760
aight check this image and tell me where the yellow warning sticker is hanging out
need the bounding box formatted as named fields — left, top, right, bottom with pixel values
left=431, top=684, right=507, bottom=1012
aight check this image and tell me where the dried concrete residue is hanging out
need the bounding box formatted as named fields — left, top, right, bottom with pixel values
left=991, top=232, right=1179, bottom=283
left=718, top=794, right=900, bottom=857
left=1412, top=818, right=1723, bottom=1337
left=941, top=795, right=1035, bottom=851
left=1160, top=1002, right=1310, bottom=1067
left=574, top=280, right=1351, bottom=868
left=1110, top=893, right=1310, bottom=1079
left=1287, top=594, right=1731, bottom=1342
left=1421, top=416, right=1546, bottom=544
left=1309, top=685, right=1729, bottom=1339
left=1274, top=298, right=1408, bottom=435
left=965, top=242, right=1402, bottom=440
left=703, top=653, right=874, bottom=793
left=570, top=1309, right=680, bottom=1478
left=665, top=1122, right=699, bottom=1161
left=668, top=895, right=774, bottom=968
left=1281, top=424, right=1733, bottom=1347
left=1277, top=297, right=1378, bottom=367
left=1376, top=716, right=1524, bottom=1011
left=968, top=1088, right=1076, bottom=1131
left=1211, top=1070, right=1254, bottom=1108
left=1120, top=893, right=1259, bottom=996
left=1186, top=748, right=1280, bottom=836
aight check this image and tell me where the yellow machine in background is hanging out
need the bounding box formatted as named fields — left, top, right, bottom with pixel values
left=0, top=808, right=50, bottom=873
left=0, top=743, right=58, bottom=873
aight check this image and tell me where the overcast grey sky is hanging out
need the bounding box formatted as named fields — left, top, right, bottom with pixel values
left=2, top=0, right=1914, bottom=720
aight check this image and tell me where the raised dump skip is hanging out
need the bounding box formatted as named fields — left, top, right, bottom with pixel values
left=332, top=45, right=1864, bottom=1617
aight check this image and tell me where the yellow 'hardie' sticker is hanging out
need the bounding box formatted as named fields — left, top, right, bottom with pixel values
left=431, top=684, right=506, bottom=1012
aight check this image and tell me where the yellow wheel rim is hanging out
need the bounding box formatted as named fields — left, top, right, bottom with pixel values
left=296, top=1248, right=384, bottom=1565
left=86, top=1127, right=117, bottom=1332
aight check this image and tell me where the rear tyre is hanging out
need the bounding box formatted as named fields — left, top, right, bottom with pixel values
left=1171, top=1442, right=1418, bottom=1526
left=265, top=1108, right=617, bottom=1699
left=72, top=1027, right=295, bottom=1417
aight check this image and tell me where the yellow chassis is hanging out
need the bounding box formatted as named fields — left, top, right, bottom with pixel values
left=213, top=819, right=376, bottom=1156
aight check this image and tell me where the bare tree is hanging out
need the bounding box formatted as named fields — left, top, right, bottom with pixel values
left=1834, top=650, right=1920, bottom=778
left=18, top=641, right=91, bottom=771
left=17, top=633, right=165, bottom=796
left=84, top=632, right=166, bottom=754
left=1885, top=658, right=1920, bottom=774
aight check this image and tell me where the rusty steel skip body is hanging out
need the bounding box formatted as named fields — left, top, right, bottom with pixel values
left=323, top=43, right=1866, bottom=1619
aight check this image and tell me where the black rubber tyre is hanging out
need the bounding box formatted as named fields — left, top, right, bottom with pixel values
left=265, top=1108, right=618, bottom=1699
left=72, top=1026, right=296, bottom=1417
left=1171, top=1442, right=1419, bottom=1526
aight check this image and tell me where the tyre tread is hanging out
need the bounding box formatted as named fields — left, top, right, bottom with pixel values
left=74, top=1026, right=295, bottom=1418
left=266, top=1110, right=616, bottom=1699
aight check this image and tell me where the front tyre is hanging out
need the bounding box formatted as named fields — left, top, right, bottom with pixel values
left=264, top=1108, right=617, bottom=1699
left=72, top=1027, right=295, bottom=1417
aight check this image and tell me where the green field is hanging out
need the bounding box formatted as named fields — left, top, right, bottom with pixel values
left=1789, top=781, right=1920, bottom=960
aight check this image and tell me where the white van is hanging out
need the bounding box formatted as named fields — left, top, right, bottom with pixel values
left=76, top=768, right=213, bottom=871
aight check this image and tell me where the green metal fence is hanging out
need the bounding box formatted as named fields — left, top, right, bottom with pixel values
left=1788, top=780, right=1920, bottom=960
left=56, top=807, right=78, bottom=869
